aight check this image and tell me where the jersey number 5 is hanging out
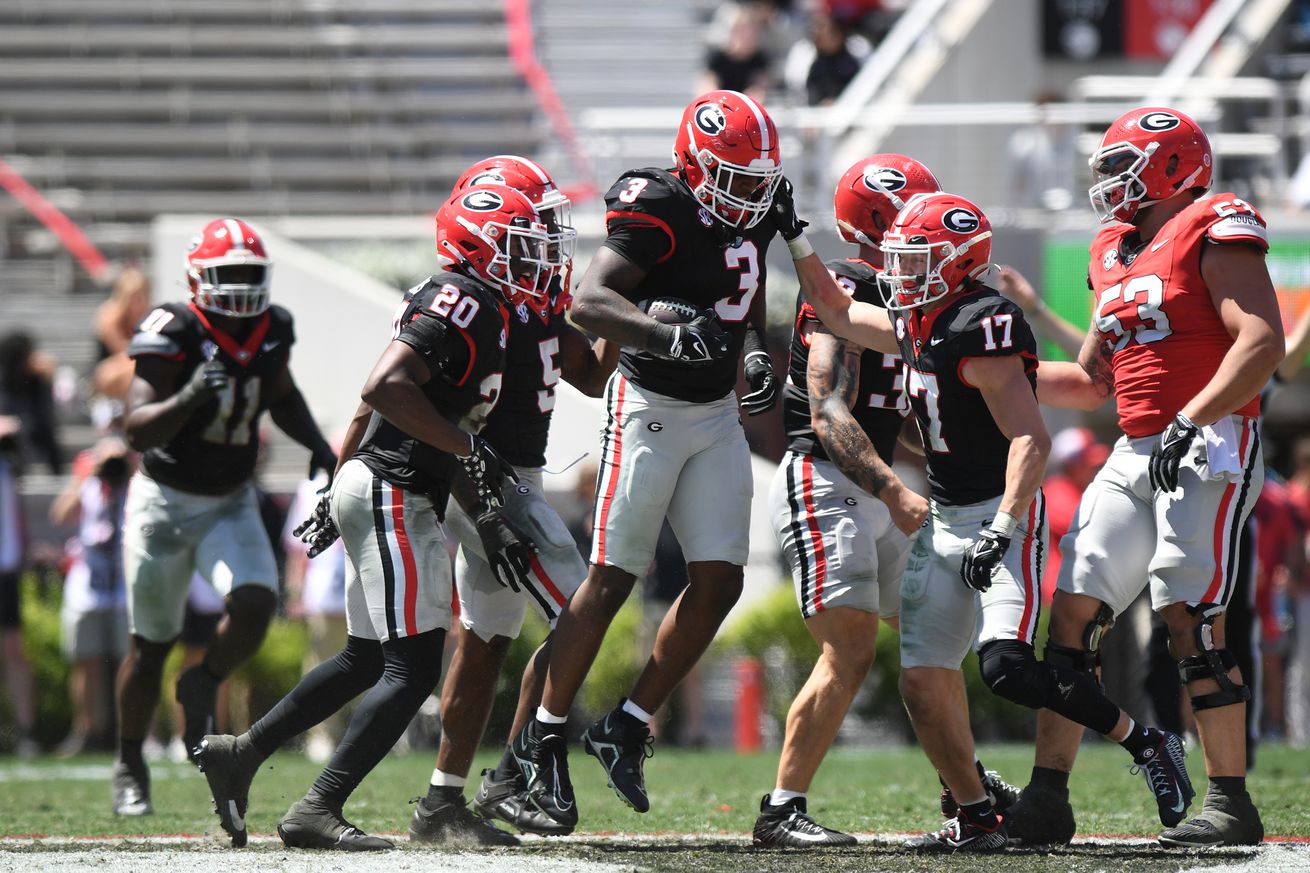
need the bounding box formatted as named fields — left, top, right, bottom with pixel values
left=717, top=241, right=759, bottom=322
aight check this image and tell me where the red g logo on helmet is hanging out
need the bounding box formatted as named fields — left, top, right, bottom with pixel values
left=185, top=218, right=273, bottom=318
left=877, top=192, right=993, bottom=311
left=1088, top=106, right=1212, bottom=224
left=673, top=90, right=782, bottom=230
left=833, top=154, right=940, bottom=248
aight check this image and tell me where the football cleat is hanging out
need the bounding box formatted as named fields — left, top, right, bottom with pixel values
left=1158, top=790, right=1264, bottom=848
left=1130, top=731, right=1194, bottom=827
left=511, top=723, right=578, bottom=830
left=752, top=795, right=857, bottom=848
left=1004, top=783, right=1076, bottom=846
left=175, top=665, right=219, bottom=764
left=407, top=794, right=520, bottom=846
left=940, top=767, right=1021, bottom=818
left=277, top=796, right=394, bottom=851
left=111, top=759, right=153, bottom=817
left=582, top=706, right=654, bottom=813
left=474, top=767, right=573, bottom=836
left=194, top=734, right=260, bottom=848
left=905, top=815, right=1008, bottom=854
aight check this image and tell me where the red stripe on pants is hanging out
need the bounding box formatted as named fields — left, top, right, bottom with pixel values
left=390, top=493, right=419, bottom=636
left=594, top=377, right=627, bottom=564
left=801, top=455, right=827, bottom=614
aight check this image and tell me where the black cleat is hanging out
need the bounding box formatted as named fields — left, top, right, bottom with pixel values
left=175, top=665, right=219, bottom=763
left=1004, top=783, right=1076, bottom=847
left=905, top=815, right=1008, bottom=853
left=582, top=706, right=654, bottom=813
left=111, top=758, right=153, bottom=817
left=1159, top=790, right=1264, bottom=848
left=511, top=723, right=578, bottom=831
left=277, top=796, right=394, bottom=851
left=194, top=734, right=261, bottom=848
left=408, top=794, right=520, bottom=846
left=752, top=795, right=857, bottom=847
left=1130, top=731, right=1194, bottom=827
left=941, top=768, right=1021, bottom=818
left=474, top=768, right=573, bottom=836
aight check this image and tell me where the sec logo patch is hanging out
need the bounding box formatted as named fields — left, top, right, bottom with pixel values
left=1102, top=249, right=1118, bottom=269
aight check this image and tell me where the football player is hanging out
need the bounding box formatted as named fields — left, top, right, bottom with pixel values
left=1008, top=107, right=1283, bottom=848
left=116, top=218, right=336, bottom=816
left=779, top=185, right=1187, bottom=852
left=194, top=185, right=548, bottom=850
left=406, top=156, right=617, bottom=844
left=507, top=89, right=782, bottom=829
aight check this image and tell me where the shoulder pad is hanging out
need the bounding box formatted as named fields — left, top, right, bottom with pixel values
left=826, top=258, right=883, bottom=307
left=604, top=168, right=696, bottom=219
left=946, top=291, right=1036, bottom=358
left=1197, top=194, right=1269, bottom=251
left=127, top=303, right=191, bottom=359
left=265, top=304, right=296, bottom=345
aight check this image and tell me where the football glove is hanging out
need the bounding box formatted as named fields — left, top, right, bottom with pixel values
left=770, top=177, right=810, bottom=242
left=475, top=509, right=537, bottom=591
left=741, top=350, right=778, bottom=415
left=457, top=435, right=519, bottom=512
left=293, top=493, right=339, bottom=559
left=1148, top=413, right=1199, bottom=493
left=177, top=361, right=229, bottom=407
left=960, top=530, right=1010, bottom=593
left=651, top=313, right=732, bottom=366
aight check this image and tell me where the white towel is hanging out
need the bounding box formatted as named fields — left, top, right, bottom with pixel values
left=1201, top=416, right=1243, bottom=481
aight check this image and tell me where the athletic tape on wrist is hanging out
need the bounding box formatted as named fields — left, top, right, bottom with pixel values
left=989, top=511, right=1019, bottom=538
left=786, top=233, right=814, bottom=260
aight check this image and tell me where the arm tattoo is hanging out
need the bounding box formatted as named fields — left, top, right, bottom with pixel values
left=808, top=331, right=896, bottom=497
left=1082, top=338, right=1115, bottom=397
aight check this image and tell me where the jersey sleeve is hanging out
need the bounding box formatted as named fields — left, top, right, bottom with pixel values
left=601, top=173, right=680, bottom=273
left=126, top=303, right=188, bottom=360
left=948, top=296, right=1039, bottom=363
left=1202, top=196, right=1269, bottom=252
left=396, top=311, right=473, bottom=386
left=267, top=305, right=296, bottom=348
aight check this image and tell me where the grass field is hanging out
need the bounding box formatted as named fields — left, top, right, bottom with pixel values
left=2, top=743, right=1308, bottom=872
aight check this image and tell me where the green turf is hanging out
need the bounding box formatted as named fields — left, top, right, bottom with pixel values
left=1, top=743, right=1306, bottom=871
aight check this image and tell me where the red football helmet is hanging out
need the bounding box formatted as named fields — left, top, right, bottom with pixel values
left=1088, top=106, right=1213, bottom=224
left=834, top=154, right=941, bottom=249
left=673, top=89, right=782, bottom=229
left=185, top=218, right=272, bottom=317
left=435, top=184, right=554, bottom=307
left=877, top=192, right=993, bottom=311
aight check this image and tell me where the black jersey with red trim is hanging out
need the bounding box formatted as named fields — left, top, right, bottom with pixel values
left=353, top=271, right=509, bottom=513
left=783, top=258, right=905, bottom=465
left=127, top=301, right=295, bottom=495
left=893, top=288, right=1037, bottom=506
left=478, top=288, right=571, bottom=469
left=603, top=167, right=777, bottom=402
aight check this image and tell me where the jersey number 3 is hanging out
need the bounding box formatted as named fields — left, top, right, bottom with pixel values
left=717, top=241, right=759, bottom=322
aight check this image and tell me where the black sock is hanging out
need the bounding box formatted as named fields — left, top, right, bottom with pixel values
left=248, top=635, right=384, bottom=759
left=495, top=744, right=519, bottom=780
left=425, top=783, right=464, bottom=805
left=1119, top=723, right=1160, bottom=759
left=1030, top=766, right=1070, bottom=794
left=119, top=738, right=145, bottom=768
left=614, top=704, right=643, bottom=728
left=959, top=799, right=998, bottom=829
left=534, top=716, right=565, bottom=736
left=1210, top=776, right=1247, bottom=797
left=309, top=629, right=445, bottom=810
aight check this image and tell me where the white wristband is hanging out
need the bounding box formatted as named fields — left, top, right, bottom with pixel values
left=785, top=232, right=814, bottom=261
left=989, top=511, right=1019, bottom=538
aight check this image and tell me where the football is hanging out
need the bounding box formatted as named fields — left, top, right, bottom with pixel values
left=642, top=296, right=702, bottom=324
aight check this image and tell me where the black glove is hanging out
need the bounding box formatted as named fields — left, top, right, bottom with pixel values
left=960, top=529, right=1010, bottom=592
left=177, top=361, right=229, bottom=407
left=770, top=177, right=810, bottom=241
left=1149, top=413, right=1199, bottom=493
left=308, top=445, right=338, bottom=492
left=457, top=435, right=519, bottom=511
left=293, top=493, right=339, bottom=559
left=474, top=508, right=537, bottom=590
left=741, top=350, right=778, bottom=415
left=651, top=313, right=731, bottom=365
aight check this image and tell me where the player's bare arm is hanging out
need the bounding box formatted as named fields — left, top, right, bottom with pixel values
left=1036, top=324, right=1114, bottom=411
left=807, top=325, right=926, bottom=535
left=123, top=356, right=222, bottom=450
left=558, top=327, right=619, bottom=397
left=361, top=340, right=478, bottom=456
left=335, top=399, right=372, bottom=476
left=1178, top=242, right=1285, bottom=426
left=963, top=354, right=1050, bottom=521
left=265, top=362, right=335, bottom=474
left=568, top=247, right=664, bottom=351
left=1277, top=299, right=1310, bottom=381
left=791, top=252, right=898, bottom=355
left=998, top=265, right=1085, bottom=358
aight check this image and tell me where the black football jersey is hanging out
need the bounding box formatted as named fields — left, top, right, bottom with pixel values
left=127, top=302, right=296, bottom=495
left=783, top=258, right=905, bottom=466
left=603, top=167, right=776, bottom=402
left=479, top=291, right=571, bottom=469
left=352, top=271, right=509, bottom=513
left=893, top=289, right=1038, bottom=506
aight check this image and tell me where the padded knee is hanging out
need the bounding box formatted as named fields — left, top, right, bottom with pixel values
left=1045, top=642, right=1100, bottom=686
left=978, top=640, right=1048, bottom=709
left=226, top=585, right=277, bottom=625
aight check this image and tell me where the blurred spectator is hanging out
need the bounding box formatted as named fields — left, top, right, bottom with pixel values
left=639, top=522, right=706, bottom=746
left=1004, top=91, right=1077, bottom=211
left=0, top=415, right=36, bottom=757
left=0, top=331, right=63, bottom=474
left=282, top=469, right=348, bottom=762
left=701, top=2, right=773, bottom=102
left=823, top=0, right=899, bottom=40
left=802, top=13, right=866, bottom=106
left=92, top=267, right=151, bottom=402
left=49, top=437, right=133, bottom=756
left=1252, top=476, right=1306, bottom=740
left=1041, top=427, right=1109, bottom=602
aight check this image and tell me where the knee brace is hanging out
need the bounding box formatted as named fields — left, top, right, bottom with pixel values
left=1044, top=603, right=1113, bottom=687
left=1179, top=603, right=1251, bottom=712
left=978, top=640, right=1049, bottom=709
